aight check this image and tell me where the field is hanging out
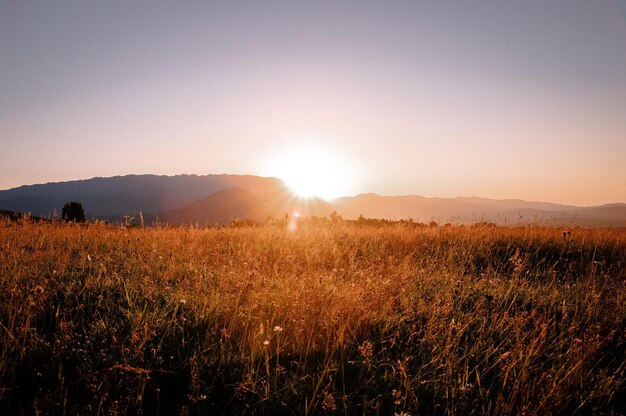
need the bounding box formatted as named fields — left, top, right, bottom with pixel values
left=1, top=218, right=625, bottom=415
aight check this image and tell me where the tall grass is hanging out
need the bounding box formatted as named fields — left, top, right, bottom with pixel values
left=0, top=218, right=624, bottom=414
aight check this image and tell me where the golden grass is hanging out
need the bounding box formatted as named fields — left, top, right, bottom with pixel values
left=0, top=218, right=624, bottom=414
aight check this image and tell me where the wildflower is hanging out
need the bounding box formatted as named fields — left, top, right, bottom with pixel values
left=574, top=338, right=583, bottom=344
left=273, top=325, right=283, bottom=333
left=180, top=299, right=186, bottom=304
left=358, top=341, right=374, bottom=359
left=392, top=388, right=402, bottom=405
left=30, top=285, right=44, bottom=296
left=322, top=389, right=337, bottom=411
left=249, top=269, right=258, bottom=278
left=263, top=340, right=270, bottom=346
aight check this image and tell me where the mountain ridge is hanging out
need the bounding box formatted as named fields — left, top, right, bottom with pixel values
left=1, top=174, right=624, bottom=226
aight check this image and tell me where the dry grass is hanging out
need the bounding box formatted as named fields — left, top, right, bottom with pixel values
left=1, top=218, right=625, bottom=414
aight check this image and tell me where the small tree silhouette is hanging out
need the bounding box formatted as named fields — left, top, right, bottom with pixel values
left=329, top=211, right=343, bottom=222
left=62, top=201, right=85, bottom=223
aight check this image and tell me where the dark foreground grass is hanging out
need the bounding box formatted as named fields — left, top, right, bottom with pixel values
left=0, top=219, right=625, bottom=415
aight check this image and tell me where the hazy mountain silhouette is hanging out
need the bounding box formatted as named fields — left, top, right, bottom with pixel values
left=144, top=187, right=333, bottom=226
left=1, top=175, right=624, bottom=226
left=0, top=174, right=284, bottom=218
left=332, top=194, right=571, bottom=222
left=148, top=187, right=260, bottom=225
left=332, top=194, right=626, bottom=226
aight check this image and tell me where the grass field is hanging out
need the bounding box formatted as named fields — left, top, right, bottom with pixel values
left=1, top=218, right=625, bottom=415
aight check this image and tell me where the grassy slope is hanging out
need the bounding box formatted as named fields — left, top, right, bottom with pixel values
left=0, top=219, right=625, bottom=415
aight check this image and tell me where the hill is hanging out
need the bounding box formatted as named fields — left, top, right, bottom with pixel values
left=333, top=194, right=626, bottom=227
left=0, top=174, right=284, bottom=218
left=1, top=175, right=625, bottom=226
left=145, top=187, right=333, bottom=226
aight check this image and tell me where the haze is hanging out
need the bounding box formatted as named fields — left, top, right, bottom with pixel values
left=1, top=1, right=625, bottom=206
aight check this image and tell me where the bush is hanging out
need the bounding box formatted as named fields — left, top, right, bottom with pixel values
left=61, top=201, right=85, bottom=223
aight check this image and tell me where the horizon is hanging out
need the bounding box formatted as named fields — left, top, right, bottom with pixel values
left=1, top=2, right=625, bottom=206
left=1, top=172, right=624, bottom=208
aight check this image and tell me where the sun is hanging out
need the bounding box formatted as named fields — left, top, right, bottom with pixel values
left=267, top=144, right=354, bottom=200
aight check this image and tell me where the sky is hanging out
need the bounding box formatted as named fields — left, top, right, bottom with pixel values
left=1, top=1, right=625, bottom=205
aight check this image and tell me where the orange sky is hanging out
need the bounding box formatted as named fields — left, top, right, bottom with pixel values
left=1, top=2, right=625, bottom=206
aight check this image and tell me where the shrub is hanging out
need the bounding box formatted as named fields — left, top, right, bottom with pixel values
left=61, top=201, right=85, bottom=223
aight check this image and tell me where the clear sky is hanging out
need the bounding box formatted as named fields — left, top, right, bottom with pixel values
left=1, top=1, right=625, bottom=205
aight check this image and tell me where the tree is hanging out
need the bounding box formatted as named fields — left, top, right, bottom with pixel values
left=62, top=201, right=85, bottom=223
left=329, top=211, right=343, bottom=222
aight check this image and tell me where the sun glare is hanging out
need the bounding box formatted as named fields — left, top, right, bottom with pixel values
left=268, top=144, right=354, bottom=200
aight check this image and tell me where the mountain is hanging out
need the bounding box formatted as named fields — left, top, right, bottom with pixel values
left=148, top=187, right=261, bottom=225
left=1, top=175, right=624, bottom=227
left=146, top=187, right=333, bottom=226
left=0, top=174, right=284, bottom=218
left=332, top=194, right=626, bottom=227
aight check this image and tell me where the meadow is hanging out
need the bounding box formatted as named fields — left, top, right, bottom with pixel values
left=0, top=218, right=624, bottom=415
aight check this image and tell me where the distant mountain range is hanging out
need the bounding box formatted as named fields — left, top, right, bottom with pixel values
left=1, top=174, right=624, bottom=227
left=333, top=194, right=626, bottom=227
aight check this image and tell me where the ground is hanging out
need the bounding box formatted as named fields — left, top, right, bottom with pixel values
left=1, top=218, right=624, bottom=415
